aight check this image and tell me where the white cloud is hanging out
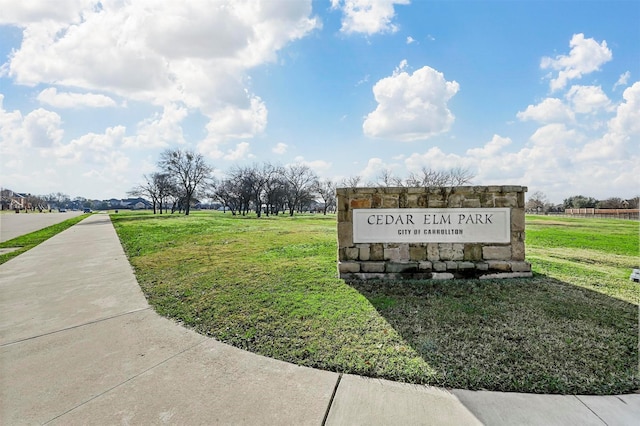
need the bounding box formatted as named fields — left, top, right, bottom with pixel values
left=205, top=96, right=268, bottom=139
left=541, top=33, right=612, bottom=92
left=37, top=88, right=117, bottom=108
left=613, top=71, right=630, bottom=90
left=272, top=142, right=288, bottom=154
left=0, top=99, right=64, bottom=151
left=565, top=85, right=611, bottom=114
left=363, top=62, right=459, bottom=141
left=3, top=0, right=319, bottom=144
left=223, top=142, right=253, bottom=161
left=404, top=147, right=470, bottom=173
left=123, top=104, right=188, bottom=149
left=0, top=0, right=94, bottom=24
left=516, top=98, right=574, bottom=123
left=359, top=157, right=386, bottom=180
left=331, top=0, right=410, bottom=35
left=23, top=109, right=65, bottom=147
left=52, top=126, right=126, bottom=165
left=291, top=157, right=333, bottom=175
left=406, top=36, right=415, bottom=44
left=608, top=81, right=640, bottom=136
left=466, top=135, right=512, bottom=157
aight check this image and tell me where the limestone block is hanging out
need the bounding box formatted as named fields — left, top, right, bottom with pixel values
left=382, top=196, right=398, bottom=208
left=372, top=194, right=382, bottom=208
left=511, top=241, right=525, bottom=261
left=427, top=243, right=440, bottom=261
left=432, top=272, right=454, bottom=280
left=479, top=192, right=494, bottom=207
left=462, top=198, right=481, bottom=208
left=398, top=192, right=409, bottom=208
left=494, top=195, right=518, bottom=208
left=445, top=261, right=458, bottom=270
left=384, top=246, right=401, bottom=261
left=337, top=210, right=352, bottom=223
left=502, top=185, right=525, bottom=193
left=399, top=244, right=410, bottom=260
left=357, top=244, right=371, bottom=261
left=433, top=261, right=447, bottom=272
left=370, top=244, right=384, bottom=261
left=418, top=261, right=433, bottom=270
left=410, top=245, right=427, bottom=261
left=482, top=245, right=512, bottom=260
left=350, top=198, right=371, bottom=209
left=464, top=244, right=482, bottom=261
left=487, top=260, right=511, bottom=271
left=337, top=222, right=353, bottom=248
left=362, top=262, right=385, bottom=273
left=447, top=193, right=464, bottom=208
left=338, top=262, right=360, bottom=273
left=386, top=262, right=418, bottom=273
left=439, top=243, right=464, bottom=261
left=475, top=262, right=489, bottom=271
left=428, top=199, right=446, bottom=208
left=511, top=261, right=532, bottom=272
left=452, top=244, right=464, bottom=260
left=345, top=247, right=359, bottom=260
left=438, top=243, right=453, bottom=260
left=511, top=209, right=525, bottom=232
left=458, top=262, right=475, bottom=269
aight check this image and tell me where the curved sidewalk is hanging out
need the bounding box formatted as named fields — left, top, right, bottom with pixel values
left=1, top=214, right=638, bottom=425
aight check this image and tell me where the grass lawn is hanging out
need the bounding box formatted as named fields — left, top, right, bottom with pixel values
left=0, top=213, right=91, bottom=265
left=111, top=211, right=639, bottom=395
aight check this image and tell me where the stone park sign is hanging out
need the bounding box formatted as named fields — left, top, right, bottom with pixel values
left=337, top=186, right=532, bottom=280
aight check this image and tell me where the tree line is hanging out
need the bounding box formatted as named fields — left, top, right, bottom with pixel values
left=129, top=149, right=337, bottom=216
left=526, top=191, right=639, bottom=213
left=130, top=149, right=481, bottom=216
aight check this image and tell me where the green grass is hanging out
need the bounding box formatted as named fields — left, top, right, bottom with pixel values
left=526, top=215, right=639, bottom=303
left=112, top=211, right=639, bottom=395
left=0, top=214, right=91, bottom=264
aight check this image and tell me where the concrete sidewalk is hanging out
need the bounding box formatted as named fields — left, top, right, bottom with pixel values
left=1, top=214, right=638, bottom=425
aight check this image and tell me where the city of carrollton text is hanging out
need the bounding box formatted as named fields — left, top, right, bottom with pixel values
left=366, top=213, right=494, bottom=226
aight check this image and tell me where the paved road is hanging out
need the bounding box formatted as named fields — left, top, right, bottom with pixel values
left=0, top=211, right=83, bottom=243
left=1, top=213, right=638, bottom=425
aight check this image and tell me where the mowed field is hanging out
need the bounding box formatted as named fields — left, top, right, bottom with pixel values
left=111, top=211, right=639, bottom=395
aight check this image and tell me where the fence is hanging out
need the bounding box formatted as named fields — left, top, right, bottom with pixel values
left=564, top=208, right=639, bottom=220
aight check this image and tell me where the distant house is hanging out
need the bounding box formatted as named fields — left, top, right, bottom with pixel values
left=0, top=189, right=26, bottom=210
left=120, top=198, right=152, bottom=210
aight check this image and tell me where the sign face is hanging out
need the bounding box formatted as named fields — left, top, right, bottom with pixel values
left=352, top=208, right=511, bottom=243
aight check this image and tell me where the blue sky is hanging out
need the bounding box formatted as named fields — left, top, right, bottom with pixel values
left=1, top=0, right=638, bottom=203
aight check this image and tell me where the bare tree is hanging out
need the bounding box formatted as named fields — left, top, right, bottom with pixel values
left=283, top=163, right=318, bottom=216
left=313, top=179, right=337, bottom=214
left=376, top=169, right=404, bottom=187
left=526, top=191, right=549, bottom=213
left=405, top=167, right=474, bottom=187
left=340, top=175, right=362, bottom=188
left=158, top=149, right=213, bottom=215
left=447, top=167, right=475, bottom=186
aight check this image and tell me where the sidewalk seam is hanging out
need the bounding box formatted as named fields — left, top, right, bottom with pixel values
left=321, top=373, right=342, bottom=426
left=42, top=339, right=208, bottom=425
left=574, top=395, right=608, bottom=425
left=0, top=307, right=151, bottom=347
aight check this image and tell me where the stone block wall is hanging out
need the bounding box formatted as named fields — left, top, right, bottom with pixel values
left=337, top=186, right=532, bottom=281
